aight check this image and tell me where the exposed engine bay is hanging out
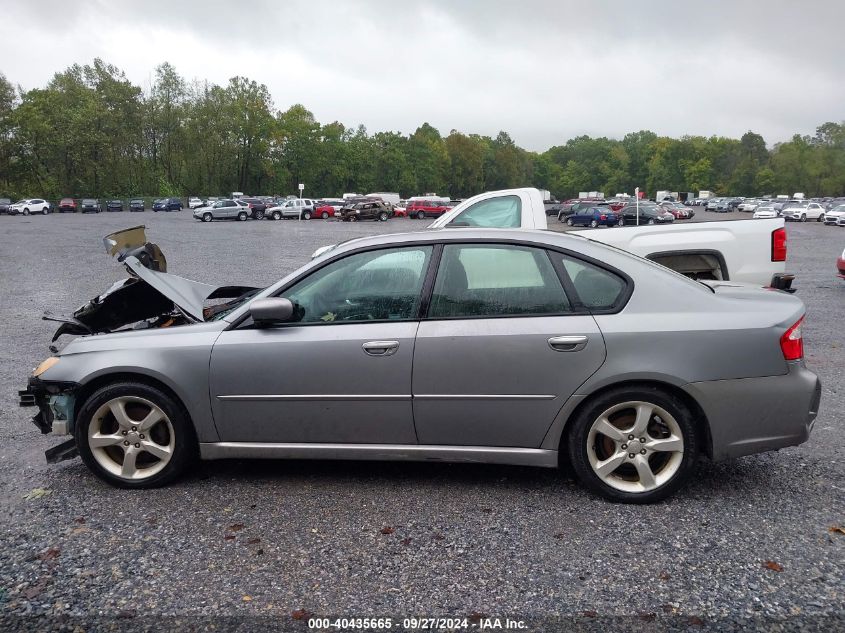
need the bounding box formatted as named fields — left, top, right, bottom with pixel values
left=44, top=226, right=259, bottom=343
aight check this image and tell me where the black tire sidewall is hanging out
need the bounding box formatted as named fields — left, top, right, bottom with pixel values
left=565, top=386, right=699, bottom=504
left=75, top=381, right=196, bottom=488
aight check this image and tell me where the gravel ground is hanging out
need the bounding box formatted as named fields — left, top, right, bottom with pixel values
left=0, top=210, right=842, bottom=632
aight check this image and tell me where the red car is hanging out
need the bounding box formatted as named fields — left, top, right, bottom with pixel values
left=837, top=247, right=845, bottom=280
left=659, top=201, right=690, bottom=219
left=314, top=204, right=336, bottom=219
left=407, top=199, right=452, bottom=219
left=58, top=198, right=76, bottom=213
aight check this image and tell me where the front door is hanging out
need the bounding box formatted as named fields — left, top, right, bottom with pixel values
left=209, top=245, right=434, bottom=444
left=412, top=243, right=609, bottom=448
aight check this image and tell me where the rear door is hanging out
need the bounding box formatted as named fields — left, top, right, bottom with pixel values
left=412, top=243, right=608, bottom=448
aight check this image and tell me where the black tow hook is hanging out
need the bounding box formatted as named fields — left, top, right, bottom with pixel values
left=45, top=439, right=79, bottom=464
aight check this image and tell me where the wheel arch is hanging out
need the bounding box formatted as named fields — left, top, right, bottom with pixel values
left=546, top=379, right=713, bottom=460
left=74, top=371, right=199, bottom=446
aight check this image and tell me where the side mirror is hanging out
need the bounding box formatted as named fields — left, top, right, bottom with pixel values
left=249, top=297, right=294, bottom=325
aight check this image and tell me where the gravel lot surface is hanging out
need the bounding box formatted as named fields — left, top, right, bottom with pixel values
left=0, top=210, right=842, bottom=631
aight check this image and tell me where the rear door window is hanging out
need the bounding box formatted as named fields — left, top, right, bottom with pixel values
left=428, top=244, right=570, bottom=318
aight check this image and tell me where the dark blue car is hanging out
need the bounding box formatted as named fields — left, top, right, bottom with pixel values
left=564, top=205, right=620, bottom=228
left=153, top=197, right=183, bottom=212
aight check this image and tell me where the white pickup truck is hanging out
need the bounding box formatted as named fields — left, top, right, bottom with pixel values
left=313, top=188, right=792, bottom=289
left=425, top=188, right=792, bottom=289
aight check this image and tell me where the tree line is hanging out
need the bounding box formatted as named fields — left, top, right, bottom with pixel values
left=1, top=59, right=844, bottom=201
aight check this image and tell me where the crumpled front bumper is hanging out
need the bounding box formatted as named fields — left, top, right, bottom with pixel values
left=19, top=377, right=81, bottom=462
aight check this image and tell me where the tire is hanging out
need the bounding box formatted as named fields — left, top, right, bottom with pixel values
left=589, top=219, right=598, bottom=228
left=648, top=219, right=655, bottom=225
left=378, top=211, right=389, bottom=222
left=566, top=218, right=573, bottom=226
left=253, top=210, right=265, bottom=221
left=238, top=211, right=247, bottom=221
left=800, top=214, right=806, bottom=222
left=617, top=218, right=624, bottom=226
left=42, top=207, right=48, bottom=215
left=302, top=210, right=312, bottom=220
left=349, top=215, right=358, bottom=222
left=202, top=212, right=213, bottom=223
left=23, top=208, right=30, bottom=216
left=321, top=211, right=329, bottom=219
left=272, top=210, right=281, bottom=221
left=565, top=385, right=698, bottom=503
left=817, top=214, right=824, bottom=222
left=74, top=381, right=197, bottom=489
left=416, top=211, right=425, bottom=220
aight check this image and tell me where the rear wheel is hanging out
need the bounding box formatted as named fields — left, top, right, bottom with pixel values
left=617, top=218, right=624, bottom=226
left=566, top=386, right=698, bottom=503
left=202, top=212, right=212, bottom=222
left=378, top=211, right=389, bottom=221
left=253, top=210, right=265, bottom=220
left=75, top=382, right=196, bottom=488
left=237, top=211, right=248, bottom=221
left=321, top=211, right=329, bottom=219
left=589, top=219, right=598, bottom=228
left=566, top=218, right=574, bottom=226
left=817, top=214, right=824, bottom=222
left=648, top=219, right=655, bottom=225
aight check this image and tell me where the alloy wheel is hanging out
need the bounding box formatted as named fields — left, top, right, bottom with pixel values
left=88, top=396, right=175, bottom=481
left=586, top=400, right=684, bottom=493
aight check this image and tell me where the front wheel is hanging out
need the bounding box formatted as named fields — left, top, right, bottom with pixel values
left=253, top=210, right=265, bottom=220
left=74, top=382, right=196, bottom=488
left=617, top=218, right=624, bottom=226
left=817, top=214, right=824, bottom=222
left=302, top=210, right=312, bottom=220
left=378, top=211, right=389, bottom=222
left=800, top=214, right=806, bottom=222
left=566, top=218, right=574, bottom=226
left=416, top=211, right=425, bottom=220
left=648, top=219, right=655, bottom=225
left=565, top=386, right=698, bottom=503
left=237, top=211, right=248, bottom=221
left=272, top=210, right=281, bottom=220
left=202, top=212, right=213, bottom=222
left=42, top=207, right=49, bottom=215
left=321, top=211, right=329, bottom=219
left=23, top=208, right=30, bottom=216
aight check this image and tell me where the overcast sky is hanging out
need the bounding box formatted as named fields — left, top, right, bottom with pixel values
left=2, top=0, right=843, bottom=151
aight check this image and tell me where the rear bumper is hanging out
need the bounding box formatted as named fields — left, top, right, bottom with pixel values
left=683, top=361, right=821, bottom=461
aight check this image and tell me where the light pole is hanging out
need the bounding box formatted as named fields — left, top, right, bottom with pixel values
left=635, top=187, right=640, bottom=226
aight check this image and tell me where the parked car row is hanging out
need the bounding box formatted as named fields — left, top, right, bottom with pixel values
left=556, top=200, right=677, bottom=226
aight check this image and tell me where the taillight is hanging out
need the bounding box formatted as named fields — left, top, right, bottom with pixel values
left=780, top=316, right=804, bottom=360
left=600, top=214, right=606, bottom=220
left=772, top=228, right=786, bottom=262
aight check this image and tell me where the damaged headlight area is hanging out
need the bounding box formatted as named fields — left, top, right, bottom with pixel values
left=19, top=378, right=80, bottom=463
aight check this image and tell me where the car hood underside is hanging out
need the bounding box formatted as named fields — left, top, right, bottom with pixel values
left=45, top=226, right=258, bottom=342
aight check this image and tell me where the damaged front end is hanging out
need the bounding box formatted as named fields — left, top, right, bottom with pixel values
left=19, top=377, right=80, bottom=463
left=22, top=226, right=260, bottom=464
left=44, top=225, right=259, bottom=342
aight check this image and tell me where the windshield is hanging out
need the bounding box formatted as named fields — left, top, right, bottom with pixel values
left=82, top=199, right=96, bottom=204
left=207, top=288, right=265, bottom=321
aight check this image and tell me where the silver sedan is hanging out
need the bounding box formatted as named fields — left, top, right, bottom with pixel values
left=21, top=227, right=821, bottom=503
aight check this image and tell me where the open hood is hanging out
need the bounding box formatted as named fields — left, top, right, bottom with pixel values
left=45, top=226, right=258, bottom=341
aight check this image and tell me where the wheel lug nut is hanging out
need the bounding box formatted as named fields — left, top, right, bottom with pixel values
left=131, top=426, right=137, bottom=431
left=628, top=435, right=635, bottom=440
left=122, top=430, right=128, bottom=435
left=139, top=434, right=145, bottom=439
left=639, top=437, right=646, bottom=443
left=640, top=449, right=646, bottom=455
left=621, top=443, right=628, bottom=449
left=123, top=441, right=129, bottom=446
left=628, top=453, right=635, bottom=459
left=134, top=443, right=140, bottom=448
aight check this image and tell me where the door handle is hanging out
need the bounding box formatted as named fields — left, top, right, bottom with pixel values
left=362, top=340, right=400, bottom=356
left=548, top=335, right=588, bottom=352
